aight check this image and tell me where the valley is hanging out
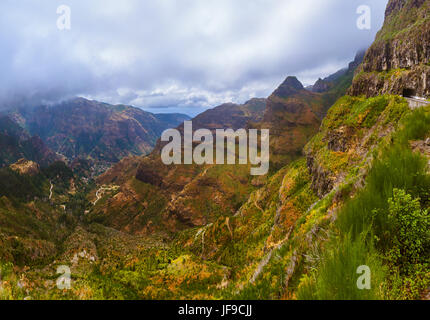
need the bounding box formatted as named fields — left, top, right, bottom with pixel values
left=1, top=0, right=430, bottom=301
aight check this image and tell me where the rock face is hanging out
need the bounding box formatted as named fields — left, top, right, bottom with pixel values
left=304, top=95, right=410, bottom=197
left=349, top=0, right=430, bottom=98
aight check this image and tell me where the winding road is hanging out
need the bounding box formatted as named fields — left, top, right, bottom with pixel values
left=93, top=187, right=104, bottom=206
left=92, top=185, right=119, bottom=206
left=49, top=181, right=53, bottom=200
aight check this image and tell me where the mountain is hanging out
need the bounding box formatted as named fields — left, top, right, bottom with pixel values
left=307, top=50, right=366, bottom=93
left=71, top=0, right=430, bottom=300
left=0, top=115, right=61, bottom=167
left=88, top=98, right=267, bottom=235
left=183, top=98, right=267, bottom=131
left=257, top=52, right=364, bottom=170
left=86, top=55, right=361, bottom=237
left=3, top=0, right=430, bottom=301
left=10, top=98, right=190, bottom=166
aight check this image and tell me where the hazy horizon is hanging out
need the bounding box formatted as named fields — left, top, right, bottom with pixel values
left=1, top=0, right=388, bottom=116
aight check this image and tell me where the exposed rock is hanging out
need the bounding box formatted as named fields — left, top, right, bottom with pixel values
left=326, top=126, right=354, bottom=152
left=306, top=155, right=334, bottom=198
left=349, top=0, right=430, bottom=98
left=10, top=159, right=40, bottom=176
left=60, top=227, right=98, bottom=274
left=411, top=140, right=430, bottom=165
left=350, top=65, right=430, bottom=98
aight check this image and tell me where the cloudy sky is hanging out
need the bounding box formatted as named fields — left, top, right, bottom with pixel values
left=1, top=0, right=388, bottom=116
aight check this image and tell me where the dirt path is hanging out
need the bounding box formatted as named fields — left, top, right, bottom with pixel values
left=249, top=227, right=293, bottom=284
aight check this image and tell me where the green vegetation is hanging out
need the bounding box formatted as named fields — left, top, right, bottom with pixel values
left=375, top=0, right=430, bottom=42
left=297, top=233, right=385, bottom=300
left=298, top=106, right=430, bottom=300
left=2, top=93, right=429, bottom=301
left=0, top=168, right=46, bottom=200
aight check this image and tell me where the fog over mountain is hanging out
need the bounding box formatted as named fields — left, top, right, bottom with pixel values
left=0, top=0, right=388, bottom=115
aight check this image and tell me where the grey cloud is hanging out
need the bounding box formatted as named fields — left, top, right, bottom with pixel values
left=0, top=0, right=389, bottom=114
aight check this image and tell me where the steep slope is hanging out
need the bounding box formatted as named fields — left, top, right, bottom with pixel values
left=189, top=0, right=430, bottom=300
left=0, top=158, right=91, bottom=267
left=349, top=0, right=430, bottom=98
left=88, top=54, right=361, bottom=237
left=258, top=52, right=364, bottom=171
left=5, top=1, right=430, bottom=301
left=69, top=0, right=430, bottom=300
left=0, top=115, right=60, bottom=167
left=88, top=99, right=267, bottom=235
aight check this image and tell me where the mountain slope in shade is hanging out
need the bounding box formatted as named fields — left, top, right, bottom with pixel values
left=0, top=115, right=61, bottom=167
left=11, top=98, right=190, bottom=165
left=184, top=98, right=267, bottom=131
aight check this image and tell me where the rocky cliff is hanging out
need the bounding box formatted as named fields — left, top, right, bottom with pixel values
left=349, top=0, right=430, bottom=97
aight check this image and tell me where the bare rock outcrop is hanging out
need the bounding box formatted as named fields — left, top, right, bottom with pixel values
left=10, top=158, right=40, bottom=176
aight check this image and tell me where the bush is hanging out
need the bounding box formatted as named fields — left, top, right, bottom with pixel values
left=396, top=107, right=430, bottom=143
left=297, top=233, right=385, bottom=300
left=303, top=105, right=430, bottom=300
left=337, top=145, right=430, bottom=247
left=387, top=189, right=430, bottom=269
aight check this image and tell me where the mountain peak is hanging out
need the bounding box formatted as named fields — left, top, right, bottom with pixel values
left=273, top=76, right=304, bottom=98
left=280, top=76, right=304, bottom=90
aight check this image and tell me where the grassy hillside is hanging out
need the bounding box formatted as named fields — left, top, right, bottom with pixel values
left=4, top=94, right=428, bottom=300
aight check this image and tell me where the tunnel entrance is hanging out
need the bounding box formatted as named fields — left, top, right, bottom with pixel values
left=403, top=88, right=416, bottom=98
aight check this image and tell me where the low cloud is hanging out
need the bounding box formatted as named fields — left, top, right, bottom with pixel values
left=0, top=0, right=388, bottom=114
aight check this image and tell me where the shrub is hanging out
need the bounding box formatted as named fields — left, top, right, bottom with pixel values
left=337, top=145, right=430, bottom=247
left=297, top=233, right=385, bottom=300
left=387, top=189, right=430, bottom=269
